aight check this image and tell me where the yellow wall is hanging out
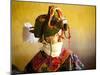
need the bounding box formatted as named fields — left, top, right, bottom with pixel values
left=12, top=1, right=96, bottom=71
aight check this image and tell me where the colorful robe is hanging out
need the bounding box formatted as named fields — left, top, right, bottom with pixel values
left=24, top=48, right=84, bottom=73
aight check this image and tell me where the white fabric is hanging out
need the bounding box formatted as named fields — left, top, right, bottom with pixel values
left=42, top=42, right=63, bottom=57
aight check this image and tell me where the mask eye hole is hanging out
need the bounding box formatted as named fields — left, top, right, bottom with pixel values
left=63, top=24, right=67, bottom=30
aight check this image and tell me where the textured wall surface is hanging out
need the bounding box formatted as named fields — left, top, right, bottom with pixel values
left=12, top=1, right=96, bottom=71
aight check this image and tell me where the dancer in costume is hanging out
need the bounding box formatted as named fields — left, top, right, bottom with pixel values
left=24, top=5, right=84, bottom=73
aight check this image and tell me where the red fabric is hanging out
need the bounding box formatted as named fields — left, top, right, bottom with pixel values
left=31, top=52, right=47, bottom=71
left=31, top=48, right=72, bottom=72
left=52, top=57, right=60, bottom=65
